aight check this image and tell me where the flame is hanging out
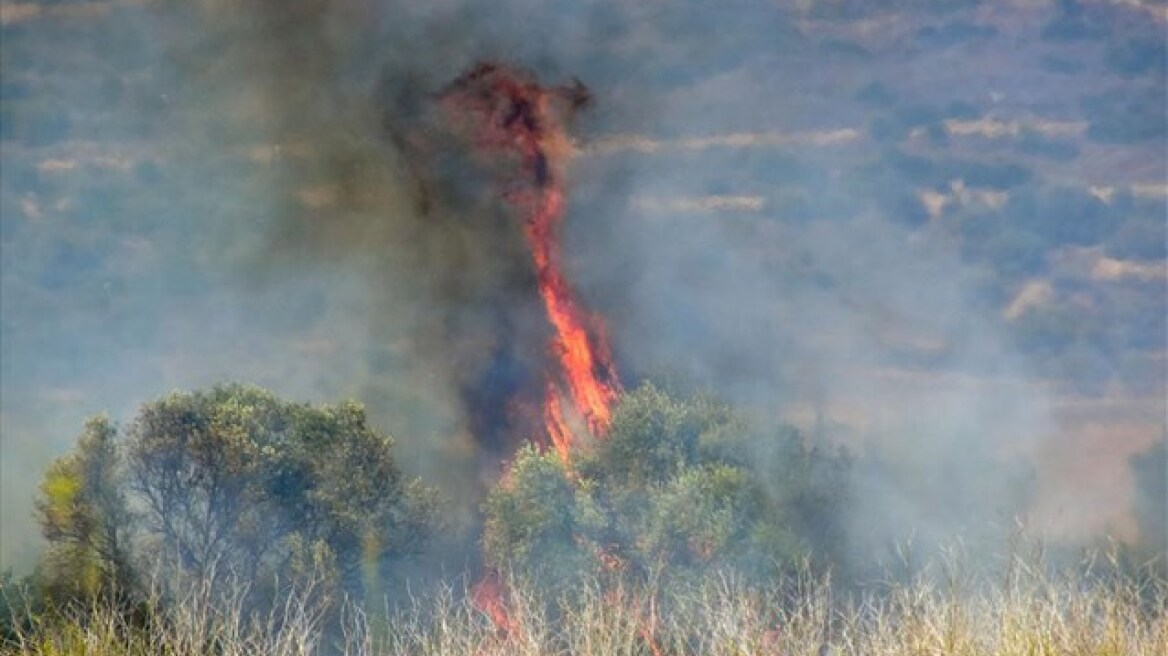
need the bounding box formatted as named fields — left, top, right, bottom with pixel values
left=471, top=573, right=517, bottom=637
left=543, top=384, right=574, bottom=463
left=523, top=187, right=620, bottom=441
left=443, top=61, right=623, bottom=640
left=443, top=62, right=620, bottom=457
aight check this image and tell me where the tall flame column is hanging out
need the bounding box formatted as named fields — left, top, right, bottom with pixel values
left=442, top=63, right=620, bottom=460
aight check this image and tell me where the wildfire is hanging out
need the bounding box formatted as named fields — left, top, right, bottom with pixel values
left=470, top=572, right=518, bottom=637
left=441, top=61, right=633, bottom=647
left=543, top=384, right=575, bottom=462
left=442, top=62, right=620, bottom=460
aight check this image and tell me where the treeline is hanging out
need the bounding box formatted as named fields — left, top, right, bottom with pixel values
left=4, top=382, right=1165, bottom=654
left=6, top=386, right=442, bottom=630
left=2, top=382, right=852, bottom=645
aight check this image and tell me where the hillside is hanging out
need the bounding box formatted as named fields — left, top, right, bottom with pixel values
left=1, top=0, right=1164, bottom=571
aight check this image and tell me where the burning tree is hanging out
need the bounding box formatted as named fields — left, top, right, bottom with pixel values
left=483, top=383, right=852, bottom=589
left=437, top=64, right=851, bottom=634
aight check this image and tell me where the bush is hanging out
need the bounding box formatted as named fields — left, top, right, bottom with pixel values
left=482, top=383, right=851, bottom=589
left=32, top=384, right=441, bottom=613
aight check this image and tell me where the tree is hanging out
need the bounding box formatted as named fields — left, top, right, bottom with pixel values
left=482, top=445, right=600, bottom=588
left=126, top=385, right=441, bottom=597
left=34, top=415, right=134, bottom=603
left=256, top=396, right=441, bottom=593
left=482, top=383, right=851, bottom=588
left=36, top=384, right=440, bottom=608
left=126, top=386, right=283, bottom=587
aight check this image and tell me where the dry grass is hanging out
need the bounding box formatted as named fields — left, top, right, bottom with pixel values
left=6, top=554, right=1166, bottom=656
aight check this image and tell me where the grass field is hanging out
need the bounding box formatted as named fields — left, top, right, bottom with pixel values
left=6, top=552, right=1165, bottom=656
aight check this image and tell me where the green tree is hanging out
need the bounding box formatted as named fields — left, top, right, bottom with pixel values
left=34, top=416, right=134, bottom=603
left=256, top=396, right=441, bottom=593
left=36, top=384, right=440, bottom=609
left=482, top=445, right=601, bottom=588
left=126, top=386, right=283, bottom=587
left=125, top=384, right=440, bottom=597
left=482, top=383, right=851, bottom=588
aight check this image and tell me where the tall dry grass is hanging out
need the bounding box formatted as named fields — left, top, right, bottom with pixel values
left=6, top=552, right=1165, bottom=655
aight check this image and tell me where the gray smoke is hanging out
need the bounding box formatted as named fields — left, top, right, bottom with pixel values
left=3, top=0, right=1101, bottom=577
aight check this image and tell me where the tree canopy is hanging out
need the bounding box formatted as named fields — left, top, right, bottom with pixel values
left=482, top=383, right=851, bottom=588
left=34, top=384, right=440, bottom=607
left=35, top=415, right=132, bottom=603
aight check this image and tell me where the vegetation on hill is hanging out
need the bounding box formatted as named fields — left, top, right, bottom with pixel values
left=484, top=383, right=850, bottom=588
left=4, top=383, right=1164, bottom=653
left=1, top=0, right=1164, bottom=653
left=23, top=385, right=441, bottom=618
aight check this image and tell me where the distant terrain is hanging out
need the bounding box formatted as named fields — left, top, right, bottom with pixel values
left=2, top=0, right=1165, bottom=571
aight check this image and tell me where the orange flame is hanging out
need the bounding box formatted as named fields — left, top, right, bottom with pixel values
left=524, top=187, right=620, bottom=441
left=445, top=61, right=622, bottom=639
left=471, top=573, right=517, bottom=637
left=444, top=62, right=620, bottom=458
left=543, top=385, right=574, bottom=463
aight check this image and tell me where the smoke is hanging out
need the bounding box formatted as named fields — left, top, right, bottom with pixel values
left=233, top=0, right=1052, bottom=572
left=112, top=1, right=659, bottom=531
left=568, top=153, right=1053, bottom=572
left=14, top=0, right=1160, bottom=578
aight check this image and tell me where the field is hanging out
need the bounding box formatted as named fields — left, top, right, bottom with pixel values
left=6, top=553, right=1166, bottom=656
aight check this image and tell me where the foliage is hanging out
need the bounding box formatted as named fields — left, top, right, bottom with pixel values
left=1040, top=0, right=1106, bottom=41
left=1104, top=38, right=1168, bottom=79
left=6, top=550, right=1167, bottom=656
left=32, top=384, right=441, bottom=612
left=482, top=446, right=598, bottom=589
left=1, top=568, right=45, bottom=648
left=913, top=20, right=998, bottom=50
left=33, top=416, right=133, bottom=604
left=482, top=383, right=851, bottom=588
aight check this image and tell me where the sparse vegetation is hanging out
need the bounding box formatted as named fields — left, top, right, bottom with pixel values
left=4, top=551, right=1164, bottom=655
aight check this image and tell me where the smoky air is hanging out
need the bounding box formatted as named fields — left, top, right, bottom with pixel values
left=1, top=1, right=1164, bottom=654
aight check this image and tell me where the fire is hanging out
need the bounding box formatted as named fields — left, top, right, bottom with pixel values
left=442, top=62, right=620, bottom=459
left=471, top=572, right=517, bottom=637
left=543, top=384, right=574, bottom=462
left=523, top=187, right=620, bottom=442
left=442, top=61, right=626, bottom=643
